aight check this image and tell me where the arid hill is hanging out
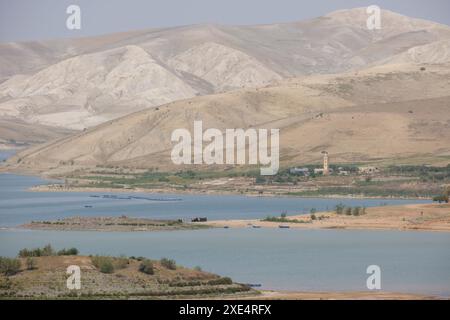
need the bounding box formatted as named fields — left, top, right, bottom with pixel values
left=1, top=8, right=450, bottom=136
left=0, top=118, right=75, bottom=150
left=6, top=63, right=450, bottom=174
left=0, top=254, right=253, bottom=299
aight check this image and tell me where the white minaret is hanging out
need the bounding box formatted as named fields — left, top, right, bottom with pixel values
left=322, top=151, right=329, bottom=175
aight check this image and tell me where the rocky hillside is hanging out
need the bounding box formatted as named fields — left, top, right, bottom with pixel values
left=7, top=63, right=450, bottom=174
left=1, top=8, right=450, bottom=134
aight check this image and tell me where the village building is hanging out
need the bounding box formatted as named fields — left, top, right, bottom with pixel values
left=289, top=167, right=310, bottom=176
left=358, top=166, right=380, bottom=174
left=337, top=167, right=350, bottom=175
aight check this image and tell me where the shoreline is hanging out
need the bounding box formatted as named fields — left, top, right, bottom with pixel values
left=10, top=203, right=450, bottom=233
left=2, top=172, right=449, bottom=233
left=238, top=290, right=446, bottom=300
left=0, top=166, right=437, bottom=200
left=27, top=183, right=432, bottom=201
left=199, top=203, right=450, bottom=233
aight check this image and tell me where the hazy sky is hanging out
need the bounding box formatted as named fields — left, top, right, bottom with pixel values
left=1, top=0, right=450, bottom=42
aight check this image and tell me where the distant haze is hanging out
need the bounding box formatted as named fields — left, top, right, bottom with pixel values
left=1, top=0, right=450, bottom=42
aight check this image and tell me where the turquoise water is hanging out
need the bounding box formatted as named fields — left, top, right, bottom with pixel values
left=0, top=228, right=449, bottom=296
left=0, top=161, right=448, bottom=296
left=0, top=173, right=430, bottom=227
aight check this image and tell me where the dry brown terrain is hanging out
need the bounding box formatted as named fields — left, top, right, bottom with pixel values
left=0, top=118, right=75, bottom=149
left=201, top=203, right=450, bottom=232
left=5, top=63, right=450, bottom=175
left=16, top=203, right=450, bottom=233
left=1, top=8, right=450, bottom=158
left=0, top=255, right=254, bottom=299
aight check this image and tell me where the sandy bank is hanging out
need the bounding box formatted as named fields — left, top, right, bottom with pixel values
left=200, top=203, right=450, bottom=232
left=239, top=290, right=445, bottom=300
left=27, top=183, right=430, bottom=200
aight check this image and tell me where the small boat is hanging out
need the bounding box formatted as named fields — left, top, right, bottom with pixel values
left=279, top=225, right=290, bottom=229
left=244, top=283, right=262, bottom=288
left=252, top=225, right=261, bottom=229
left=223, top=226, right=230, bottom=229
left=84, top=205, right=93, bottom=208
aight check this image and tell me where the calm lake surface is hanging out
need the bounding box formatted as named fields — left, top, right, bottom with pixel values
left=0, top=152, right=448, bottom=296
left=0, top=173, right=430, bottom=227
left=0, top=228, right=449, bottom=296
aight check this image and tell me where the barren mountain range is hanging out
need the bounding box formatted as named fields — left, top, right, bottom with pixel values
left=1, top=8, right=450, bottom=173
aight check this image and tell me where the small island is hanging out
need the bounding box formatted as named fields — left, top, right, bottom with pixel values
left=20, top=215, right=212, bottom=232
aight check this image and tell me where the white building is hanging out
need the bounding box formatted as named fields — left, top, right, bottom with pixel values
left=358, top=166, right=380, bottom=174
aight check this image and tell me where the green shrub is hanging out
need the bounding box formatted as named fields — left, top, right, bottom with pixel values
left=207, top=277, right=233, bottom=285
left=433, top=194, right=449, bottom=203
left=345, top=207, right=352, bottom=216
left=138, top=259, right=154, bottom=275
left=91, top=255, right=129, bottom=273
left=262, top=216, right=306, bottom=223
left=255, top=176, right=266, bottom=184
left=0, top=277, right=13, bottom=289
left=41, top=244, right=55, bottom=256
left=57, top=247, right=79, bottom=256
left=0, top=257, right=21, bottom=275
left=100, top=261, right=114, bottom=274
left=310, top=214, right=317, bottom=220
left=26, top=257, right=36, bottom=270
left=20, top=248, right=38, bottom=257
left=352, top=207, right=360, bottom=216
left=335, top=204, right=345, bottom=215
left=18, top=244, right=55, bottom=257
left=160, top=258, right=177, bottom=270
left=91, top=256, right=115, bottom=274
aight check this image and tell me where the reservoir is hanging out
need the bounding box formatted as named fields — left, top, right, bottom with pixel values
left=0, top=228, right=449, bottom=297
left=0, top=154, right=448, bottom=297
left=0, top=173, right=430, bottom=227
